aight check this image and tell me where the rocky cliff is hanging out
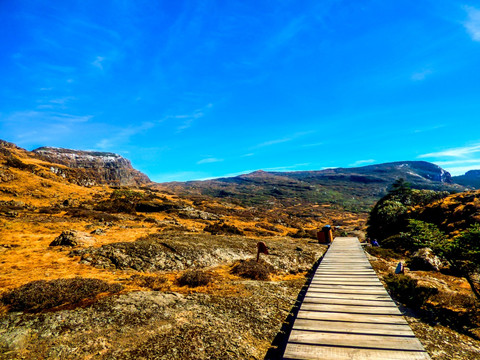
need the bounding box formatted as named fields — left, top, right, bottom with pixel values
left=33, top=147, right=150, bottom=186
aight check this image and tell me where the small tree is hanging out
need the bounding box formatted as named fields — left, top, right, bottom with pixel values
left=402, top=219, right=446, bottom=251
left=434, top=224, right=480, bottom=301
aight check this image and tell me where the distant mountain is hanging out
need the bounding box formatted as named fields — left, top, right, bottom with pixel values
left=159, top=161, right=464, bottom=213
left=452, top=170, right=480, bottom=189
left=0, top=140, right=150, bottom=187
left=33, top=146, right=150, bottom=186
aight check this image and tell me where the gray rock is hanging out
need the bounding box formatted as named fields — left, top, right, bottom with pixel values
left=408, top=247, right=444, bottom=271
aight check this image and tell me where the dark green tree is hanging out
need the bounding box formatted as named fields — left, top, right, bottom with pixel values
left=434, top=224, right=480, bottom=301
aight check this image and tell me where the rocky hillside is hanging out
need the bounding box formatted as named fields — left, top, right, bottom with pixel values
left=453, top=170, right=480, bottom=189
left=414, top=190, right=480, bottom=236
left=33, top=146, right=150, bottom=186
left=159, top=161, right=464, bottom=213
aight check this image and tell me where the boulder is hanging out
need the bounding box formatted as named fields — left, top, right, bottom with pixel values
left=407, top=247, right=444, bottom=271
left=50, top=230, right=95, bottom=247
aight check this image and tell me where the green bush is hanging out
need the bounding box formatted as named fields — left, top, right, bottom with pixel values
left=1, top=277, right=123, bottom=312
left=403, top=219, right=446, bottom=250
left=384, top=273, right=438, bottom=307
left=367, top=199, right=409, bottom=241
left=364, top=246, right=401, bottom=259
left=177, top=270, right=212, bottom=287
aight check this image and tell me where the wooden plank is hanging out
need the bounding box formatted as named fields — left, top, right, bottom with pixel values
left=288, top=329, right=426, bottom=351
left=296, top=310, right=406, bottom=324
left=304, top=292, right=391, bottom=301
left=310, top=280, right=383, bottom=286
left=303, top=296, right=397, bottom=307
left=300, top=303, right=402, bottom=315
left=292, top=319, right=415, bottom=336
left=282, top=237, right=431, bottom=359
left=307, top=286, right=388, bottom=295
left=283, top=343, right=431, bottom=360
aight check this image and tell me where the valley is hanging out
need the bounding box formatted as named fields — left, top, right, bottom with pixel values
left=1, top=139, right=480, bottom=359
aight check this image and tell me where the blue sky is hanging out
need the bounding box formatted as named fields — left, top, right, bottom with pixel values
left=2, top=1, right=480, bottom=182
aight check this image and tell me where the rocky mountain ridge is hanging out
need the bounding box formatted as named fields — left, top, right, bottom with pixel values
left=0, top=141, right=150, bottom=187
left=159, top=161, right=464, bottom=213
left=453, top=170, right=480, bottom=189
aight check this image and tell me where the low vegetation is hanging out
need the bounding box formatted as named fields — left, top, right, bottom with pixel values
left=230, top=259, right=275, bottom=280
left=177, top=270, right=213, bottom=287
left=1, top=277, right=123, bottom=313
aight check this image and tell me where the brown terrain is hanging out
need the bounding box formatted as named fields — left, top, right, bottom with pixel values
left=1, top=139, right=480, bottom=359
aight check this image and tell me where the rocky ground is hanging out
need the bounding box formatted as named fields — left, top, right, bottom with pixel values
left=0, top=231, right=326, bottom=360
left=366, top=249, right=480, bottom=359
left=0, top=281, right=305, bottom=360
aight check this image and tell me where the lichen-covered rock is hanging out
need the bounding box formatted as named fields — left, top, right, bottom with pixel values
left=407, top=247, right=444, bottom=271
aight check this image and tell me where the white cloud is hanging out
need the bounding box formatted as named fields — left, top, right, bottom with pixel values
left=301, top=142, right=323, bottom=148
left=252, top=130, right=315, bottom=149
left=411, top=69, right=432, bottom=81
left=92, top=56, right=105, bottom=70
left=349, top=159, right=376, bottom=167
left=2, top=110, right=93, bottom=146
left=152, top=171, right=210, bottom=183
left=464, top=6, right=480, bottom=41
left=440, top=164, right=480, bottom=176
left=166, top=103, right=213, bottom=132
left=419, top=144, right=480, bottom=158
left=95, top=122, right=155, bottom=150
left=264, top=163, right=310, bottom=172
left=197, top=157, right=223, bottom=165
left=255, top=137, right=292, bottom=148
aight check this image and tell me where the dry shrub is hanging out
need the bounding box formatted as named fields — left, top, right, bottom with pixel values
left=130, top=275, right=168, bottom=290
left=66, top=208, right=119, bottom=222
left=177, top=270, right=212, bottom=287
left=204, top=222, right=244, bottom=235
left=384, top=273, right=438, bottom=307
left=230, top=259, right=275, bottom=281
left=1, top=277, right=123, bottom=313
left=364, top=246, right=401, bottom=260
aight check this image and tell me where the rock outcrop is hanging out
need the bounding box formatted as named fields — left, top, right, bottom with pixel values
left=33, top=147, right=150, bottom=186
left=407, top=247, right=445, bottom=271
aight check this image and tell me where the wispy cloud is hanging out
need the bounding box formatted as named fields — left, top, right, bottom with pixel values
left=301, top=142, right=323, bottom=148
left=419, top=143, right=480, bottom=176
left=167, top=103, right=213, bottom=132
left=264, top=163, right=310, bottom=172
left=411, top=69, right=432, bottom=81
left=269, top=16, right=306, bottom=49
left=438, top=164, right=480, bottom=176
left=197, top=157, right=223, bottom=165
left=153, top=171, right=210, bottom=183
left=349, top=159, right=376, bottom=167
left=92, top=56, right=105, bottom=70
left=1, top=110, right=93, bottom=146
left=96, top=122, right=155, bottom=150
left=413, top=124, right=445, bottom=133
left=419, top=144, right=480, bottom=158
left=464, top=6, right=480, bottom=41
left=254, top=137, right=293, bottom=148
left=252, top=130, right=315, bottom=149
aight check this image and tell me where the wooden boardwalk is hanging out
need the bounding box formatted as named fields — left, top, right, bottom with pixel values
left=282, top=237, right=431, bottom=360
